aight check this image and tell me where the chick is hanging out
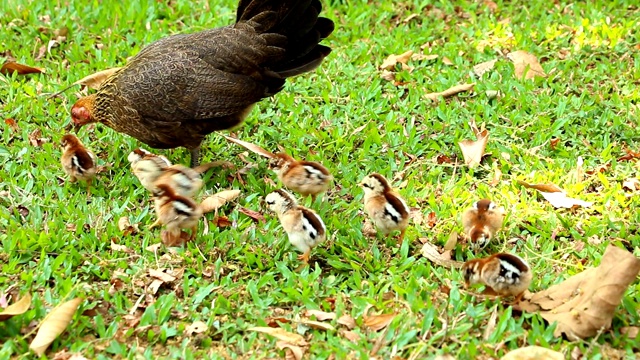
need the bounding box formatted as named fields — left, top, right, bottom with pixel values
left=461, top=199, right=505, bottom=251
left=60, top=134, right=97, bottom=196
left=359, top=173, right=409, bottom=243
left=462, top=253, right=532, bottom=303
left=149, top=183, right=202, bottom=240
left=128, top=148, right=171, bottom=168
left=270, top=152, right=333, bottom=202
left=265, top=189, right=326, bottom=264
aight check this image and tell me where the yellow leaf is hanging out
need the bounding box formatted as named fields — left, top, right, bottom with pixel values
left=200, top=190, right=241, bottom=214
left=0, top=293, right=32, bottom=321
left=30, top=298, right=83, bottom=356
left=221, top=135, right=274, bottom=158
left=248, top=326, right=307, bottom=346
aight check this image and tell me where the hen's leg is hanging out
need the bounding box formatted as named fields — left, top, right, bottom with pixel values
left=190, top=146, right=201, bottom=168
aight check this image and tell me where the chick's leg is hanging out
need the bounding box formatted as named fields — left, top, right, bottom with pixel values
left=396, top=228, right=406, bottom=244
left=148, top=219, right=162, bottom=229
left=297, top=249, right=311, bottom=264
left=189, top=146, right=201, bottom=168
left=86, top=178, right=92, bottom=197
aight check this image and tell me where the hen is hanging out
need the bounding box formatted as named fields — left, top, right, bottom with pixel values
left=71, top=0, right=334, bottom=166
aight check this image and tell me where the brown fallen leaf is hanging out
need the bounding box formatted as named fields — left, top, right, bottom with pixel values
left=110, top=240, right=131, bottom=253
left=622, top=178, right=640, bottom=192
left=425, top=83, right=475, bottom=101
left=379, top=50, right=414, bottom=71
left=518, top=245, right=640, bottom=340
left=420, top=242, right=464, bottom=268
left=5, top=118, right=20, bottom=133
left=363, top=310, right=396, bottom=332
left=620, top=326, right=639, bottom=339
left=517, top=181, right=592, bottom=208
left=411, top=53, right=438, bottom=61
left=549, top=137, right=561, bottom=150
left=337, top=314, right=356, bottom=329
left=501, top=346, right=563, bottom=360
left=276, top=341, right=305, bottom=360
left=0, top=293, right=32, bottom=321
left=248, top=326, right=307, bottom=346
left=117, top=216, right=139, bottom=236
left=299, top=319, right=335, bottom=331
left=200, top=189, right=241, bottom=214
left=507, top=50, right=546, bottom=80
left=617, top=148, right=640, bottom=162
left=48, top=67, right=122, bottom=98
left=238, top=207, right=265, bottom=223
left=1, top=61, right=45, bottom=75
left=29, top=128, right=47, bottom=147
left=340, top=329, right=361, bottom=343
left=443, top=230, right=458, bottom=251
left=458, top=120, right=489, bottom=168
left=221, top=135, right=274, bottom=158
left=473, top=59, right=498, bottom=77
left=30, top=298, right=83, bottom=356
left=212, top=215, right=233, bottom=228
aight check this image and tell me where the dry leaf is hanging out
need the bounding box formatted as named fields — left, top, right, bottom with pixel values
left=443, top=230, right=458, bottom=251
left=507, top=50, right=546, bottom=80
left=221, top=135, right=274, bottom=158
left=117, top=216, right=139, bottom=236
left=5, top=118, right=20, bottom=133
left=622, top=178, right=640, bottom=191
left=380, top=70, right=396, bottom=82
left=620, top=326, right=639, bottom=339
left=238, top=207, right=265, bottom=223
left=340, top=329, right=361, bottom=343
left=29, top=128, right=46, bottom=147
left=473, top=59, right=498, bottom=77
left=184, top=320, right=208, bottom=336
left=518, top=245, right=640, bottom=340
left=550, top=137, right=561, bottom=150
left=299, top=320, right=335, bottom=331
left=200, top=189, right=241, bottom=213
left=458, top=123, right=489, bottom=168
left=110, top=240, right=130, bottom=253
left=248, top=326, right=307, bottom=346
left=0, top=293, right=32, bottom=321
left=501, top=346, right=563, bottom=360
left=363, top=311, right=396, bottom=331
left=149, top=269, right=176, bottom=283
left=517, top=181, right=592, bottom=208
left=411, top=53, right=438, bottom=61
left=1, top=61, right=45, bottom=75
left=425, top=83, right=475, bottom=101
left=442, top=57, right=454, bottom=65
left=30, top=298, right=83, bottom=356
left=420, top=242, right=464, bottom=268
left=337, top=314, right=356, bottom=329
left=73, top=67, right=120, bottom=89
left=213, top=215, right=233, bottom=228
left=276, top=341, right=305, bottom=360
left=379, top=50, right=414, bottom=71
left=304, top=309, right=336, bottom=321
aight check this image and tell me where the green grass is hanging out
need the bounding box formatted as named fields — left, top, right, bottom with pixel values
left=2, top=0, right=640, bottom=358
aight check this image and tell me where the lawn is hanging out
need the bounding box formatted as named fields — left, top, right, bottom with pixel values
left=1, top=0, right=640, bottom=358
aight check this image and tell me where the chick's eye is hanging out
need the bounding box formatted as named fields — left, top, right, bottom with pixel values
left=266, top=200, right=275, bottom=205
left=362, top=183, right=372, bottom=189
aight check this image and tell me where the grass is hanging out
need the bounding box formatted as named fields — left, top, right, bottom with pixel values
left=1, top=0, right=640, bottom=358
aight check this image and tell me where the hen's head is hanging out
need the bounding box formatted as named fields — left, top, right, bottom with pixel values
left=71, top=94, right=97, bottom=131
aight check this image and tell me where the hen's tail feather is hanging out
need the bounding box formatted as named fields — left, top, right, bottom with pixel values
left=235, top=0, right=334, bottom=78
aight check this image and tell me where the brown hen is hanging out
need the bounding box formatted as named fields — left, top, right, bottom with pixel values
left=71, top=0, right=334, bottom=166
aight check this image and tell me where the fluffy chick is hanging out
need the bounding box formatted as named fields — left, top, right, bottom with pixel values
left=462, top=253, right=532, bottom=303
left=60, top=134, right=97, bottom=196
left=461, top=199, right=505, bottom=251
left=359, top=173, right=409, bottom=243
left=270, top=153, right=333, bottom=201
left=265, top=189, right=326, bottom=264
left=150, top=183, right=202, bottom=240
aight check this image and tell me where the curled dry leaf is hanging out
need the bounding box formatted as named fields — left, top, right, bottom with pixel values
left=1, top=61, right=45, bottom=75
left=517, top=181, right=592, bottom=208
left=501, top=346, right=563, bottom=360
left=30, top=298, right=83, bottom=356
left=420, top=242, right=464, bottom=268
left=213, top=215, right=233, bottom=228
left=221, top=135, right=274, bottom=158
left=276, top=341, right=305, bottom=360
left=507, top=50, right=546, bottom=80
left=185, top=320, right=208, bottom=336
left=117, top=216, right=139, bottom=236
left=304, top=309, right=336, bottom=321
left=473, top=59, right=498, bottom=77
left=518, top=245, right=640, bottom=340
left=248, top=326, right=307, bottom=346
left=299, top=319, right=335, bottom=331
left=425, top=83, right=475, bottom=101
left=0, top=293, right=32, bottom=321
left=200, top=189, right=241, bottom=214
left=458, top=122, right=489, bottom=168
left=379, top=50, right=414, bottom=71
left=363, top=311, right=396, bottom=332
